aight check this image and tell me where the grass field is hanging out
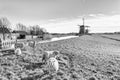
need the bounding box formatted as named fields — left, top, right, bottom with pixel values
left=100, top=34, right=120, bottom=41
left=0, top=34, right=120, bottom=80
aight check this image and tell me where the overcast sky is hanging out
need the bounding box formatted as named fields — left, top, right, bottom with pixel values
left=0, top=0, right=120, bottom=33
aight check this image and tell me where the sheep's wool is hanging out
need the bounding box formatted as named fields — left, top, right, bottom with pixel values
left=47, top=57, right=59, bottom=74
left=15, top=48, right=22, bottom=55
left=42, top=51, right=54, bottom=62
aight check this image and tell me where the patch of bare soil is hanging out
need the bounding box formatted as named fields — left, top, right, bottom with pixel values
left=0, top=35, right=120, bottom=80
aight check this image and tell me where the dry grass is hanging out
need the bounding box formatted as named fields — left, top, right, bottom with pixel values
left=101, top=34, right=120, bottom=41
left=0, top=35, right=120, bottom=80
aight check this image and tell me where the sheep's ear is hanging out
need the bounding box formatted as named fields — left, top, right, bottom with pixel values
left=44, top=51, right=49, bottom=54
left=44, top=51, right=48, bottom=54
left=54, top=56, right=57, bottom=59
left=53, top=51, right=59, bottom=55
left=44, top=51, right=47, bottom=52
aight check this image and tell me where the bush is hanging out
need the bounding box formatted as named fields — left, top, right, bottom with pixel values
left=43, top=34, right=53, bottom=40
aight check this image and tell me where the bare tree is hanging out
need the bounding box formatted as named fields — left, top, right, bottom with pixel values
left=34, top=25, right=47, bottom=35
left=33, top=25, right=39, bottom=35
left=0, top=17, right=11, bottom=40
left=29, top=26, right=35, bottom=38
left=16, top=23, right=27, bottom=31
left=29, top=25, right=47, bottom=39
left=0, top=17, right=11, bottom=28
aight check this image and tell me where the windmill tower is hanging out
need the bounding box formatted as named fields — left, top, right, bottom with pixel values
left=78, top=18, right=90, bottom=36
left=80, top=18, right=85, bottom=34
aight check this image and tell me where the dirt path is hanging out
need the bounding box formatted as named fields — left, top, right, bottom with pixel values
left=38, top=36, right=78, bottom=44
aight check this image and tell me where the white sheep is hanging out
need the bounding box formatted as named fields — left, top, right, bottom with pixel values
left=42, top=51, right=59, bottom=75
left=47, top=57, right=59, bottom=74
left=42, top=51, right=59, bottom=63
left=42, top=51, right=53, bottom=64
left=14, top=48, right=22, bottom=55
left=28, top=41, right=36, bottom=48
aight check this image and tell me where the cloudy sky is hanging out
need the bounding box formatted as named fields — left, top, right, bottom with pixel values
left=0, top=0, right=120, bottom=33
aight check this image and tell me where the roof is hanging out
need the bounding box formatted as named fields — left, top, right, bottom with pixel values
left=0, top=27, right=10, bottom=34
left=12, top=30, right=28, bottom=35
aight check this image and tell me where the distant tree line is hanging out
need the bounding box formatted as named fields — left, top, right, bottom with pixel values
left=51, top=32, right=79, bottom=35
left=0, top=17, right=48, bottom=39
left=16, top=23, right=48, bottom=35
left=114, top=32, right=120, bottom=34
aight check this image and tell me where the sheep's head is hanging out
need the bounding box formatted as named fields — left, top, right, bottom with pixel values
left=47, top=50, right=59, bottom=58
left=53, top=51, right=59, bottom=56
left=42, top=50, right=60, bottom=63
left=14, top=48, right=22, bottom=55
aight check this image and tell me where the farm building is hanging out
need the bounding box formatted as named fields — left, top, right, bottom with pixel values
left=12, top=30, right=28, bottom=39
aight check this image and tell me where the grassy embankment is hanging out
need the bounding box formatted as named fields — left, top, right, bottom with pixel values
left=0, top=34, right=120, bottom=80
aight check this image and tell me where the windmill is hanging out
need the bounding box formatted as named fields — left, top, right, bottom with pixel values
left=78, top=18, right=90, bottom=36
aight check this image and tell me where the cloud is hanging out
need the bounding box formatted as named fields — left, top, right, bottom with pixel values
left=44, top=14, right=120, bottom=33
left=86, top=14, right=120, bottom=32
left=88, top=14, right=105, bottom=18
left=89, top=14, right=97, bottom=17
left=48, top=19, right=57, bottom=22
left=3, top=13, right=120, bottom=33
